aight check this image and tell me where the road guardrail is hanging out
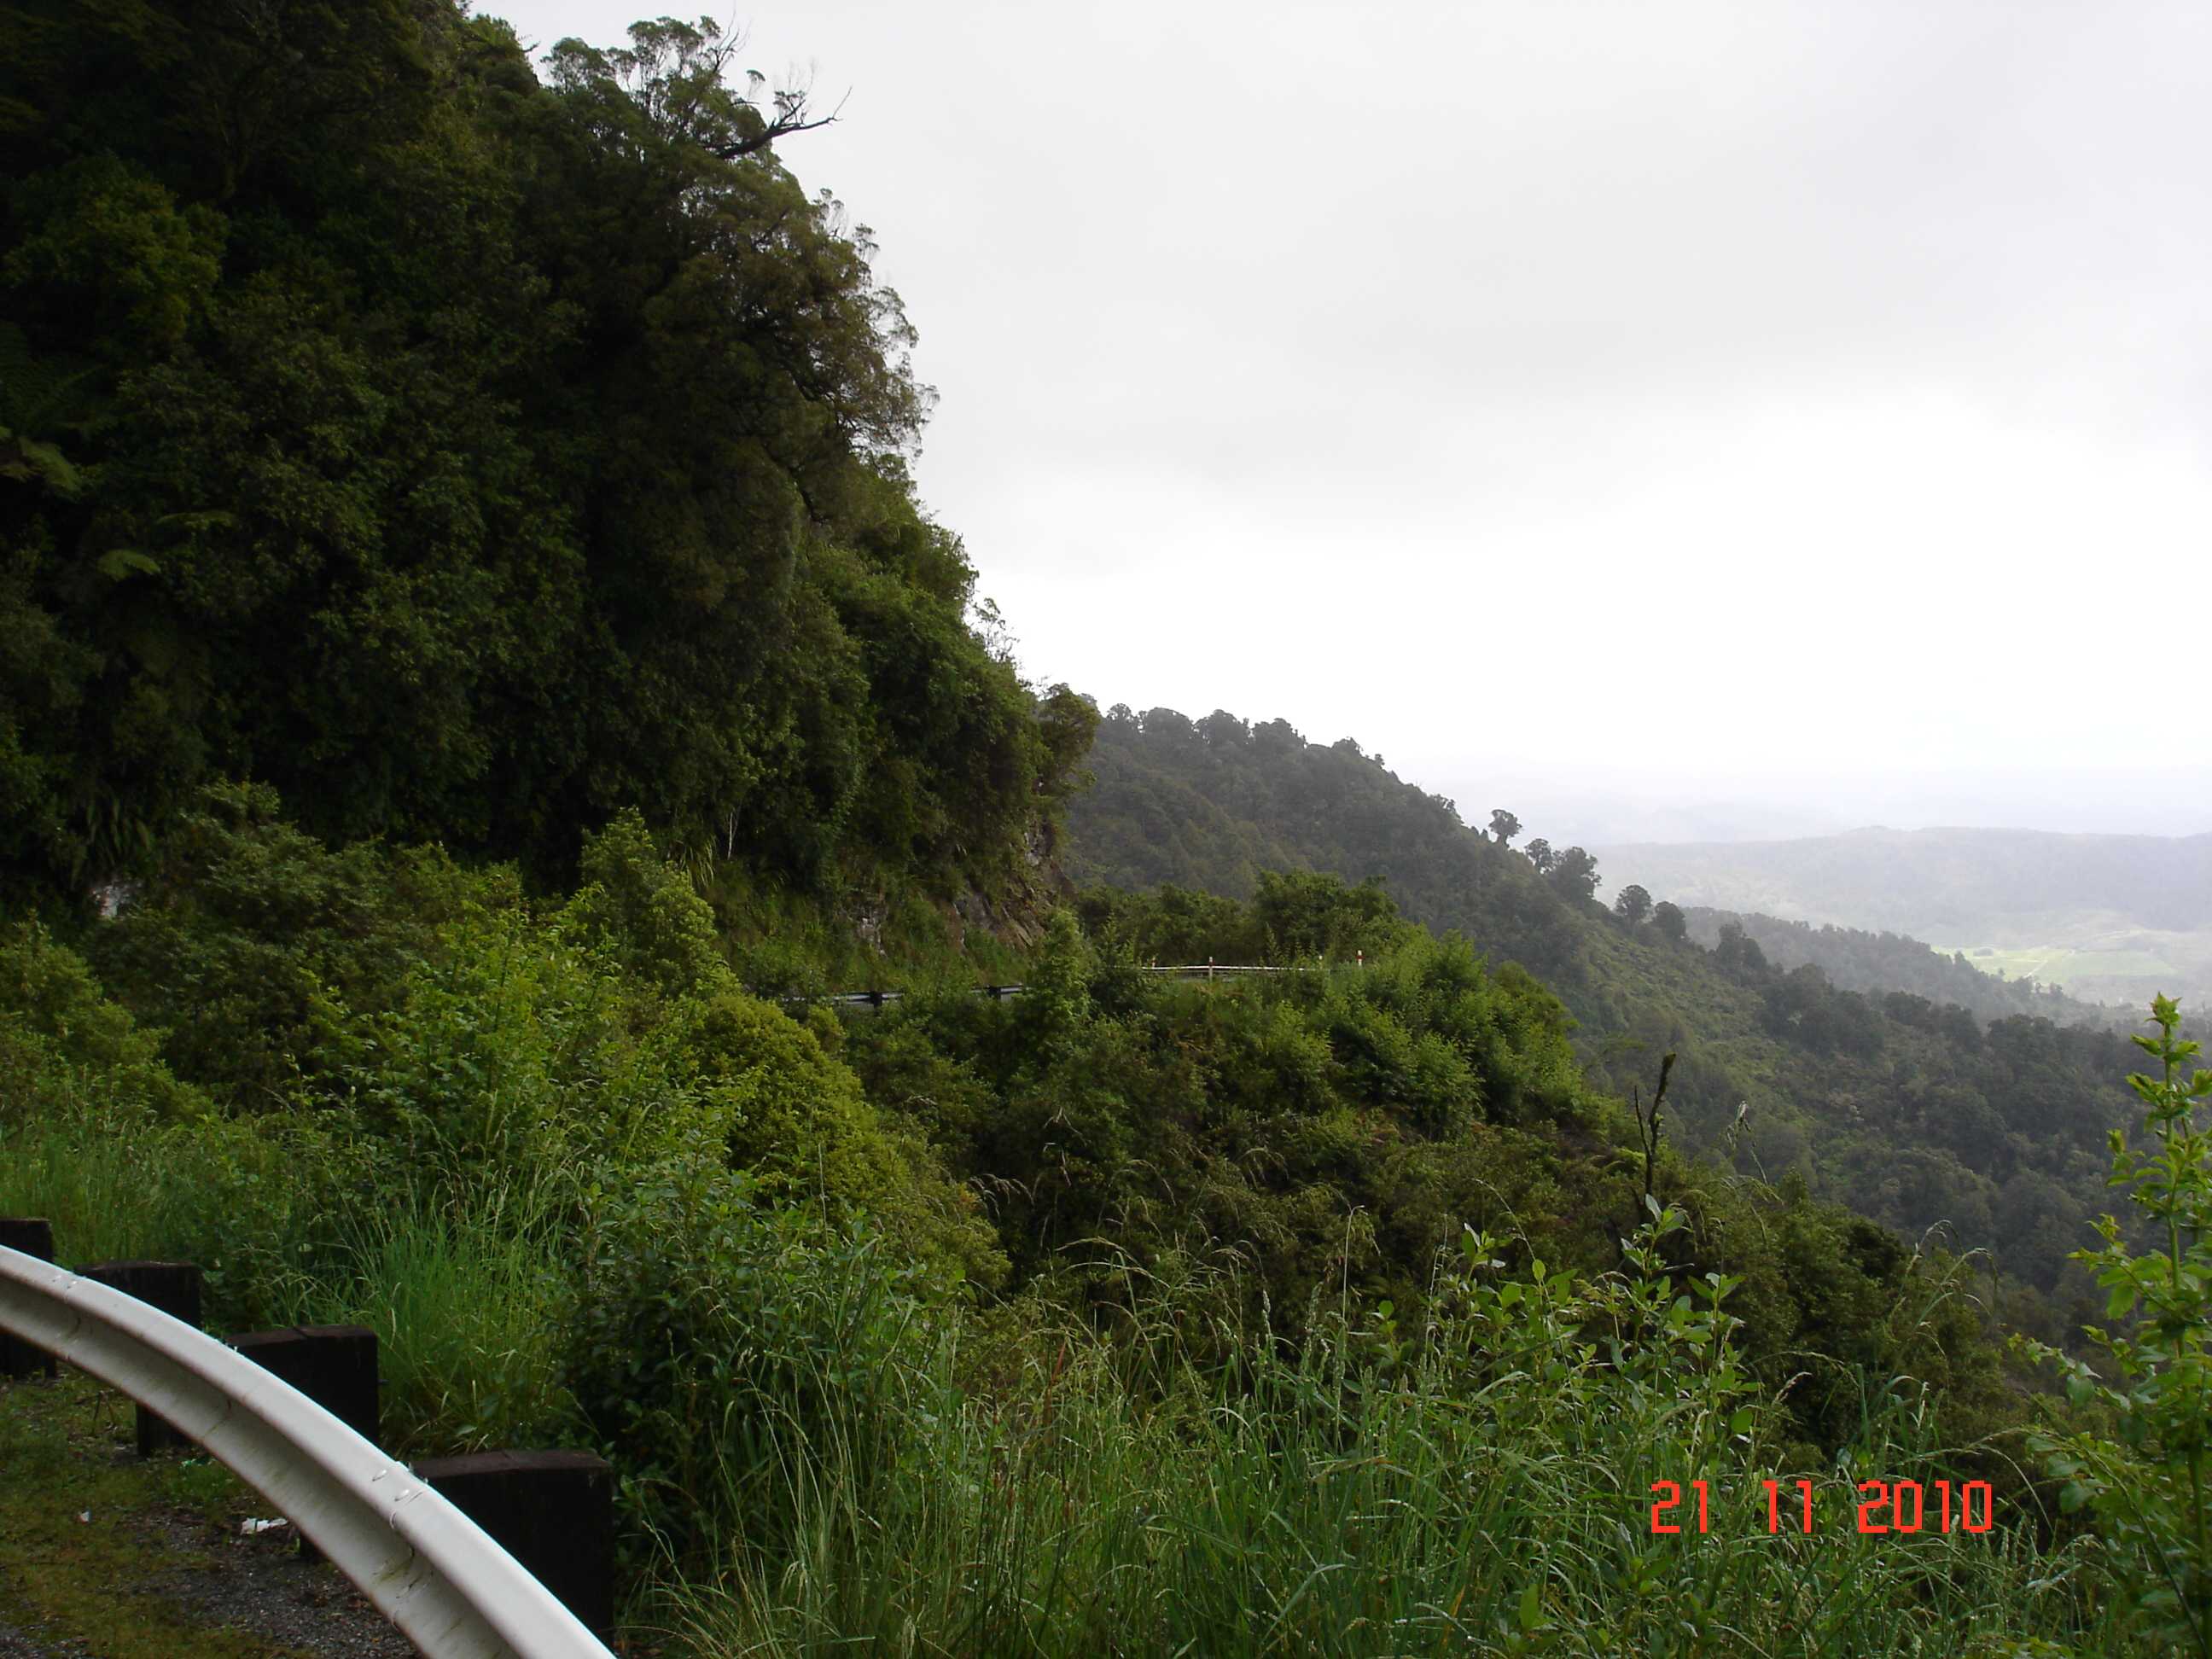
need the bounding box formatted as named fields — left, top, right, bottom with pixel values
left=0, top=1244, right=614, bottom=1659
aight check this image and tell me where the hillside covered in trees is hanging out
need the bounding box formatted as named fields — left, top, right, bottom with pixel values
left=3, top=6, right=2208, bottom=1653
left=1598, top=826, right=2212, bottom=1008
left=1066, top=705, right=2175, bottom=1324
left=1682, top=906, right=2118, bottom=1026
left=0, top=1, right=1094, bottom=930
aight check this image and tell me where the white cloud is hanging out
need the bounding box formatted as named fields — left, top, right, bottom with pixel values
left=491, top=0, right=2212, bottom=830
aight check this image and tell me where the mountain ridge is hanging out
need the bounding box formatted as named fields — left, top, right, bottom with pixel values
left=1065, top=703, right=2185, bottom=1319
left=1592, top=824, right=2212, bottom=1004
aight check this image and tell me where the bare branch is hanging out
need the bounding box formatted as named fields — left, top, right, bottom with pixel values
left=707, top=86, right=849, bottom=159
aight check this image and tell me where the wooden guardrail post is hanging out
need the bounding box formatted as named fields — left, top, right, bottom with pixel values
left=230, top=1324, right=380, bottom=1561
left=412, top=1450, right=616, bottom=1640
left=1, top=1247, right=616, bottom=1656
left=78, top=1260, right=202, bottom=1453
left=0, top=1220, right=57, bottom=1379
left=228, top=1325, right=380, bottom=1444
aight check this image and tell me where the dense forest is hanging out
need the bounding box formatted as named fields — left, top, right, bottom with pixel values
left=1066, top=706, right=2181, bottom=1324
left=0, top=0, right=1095, bottom=917
left=2, top=5, right=2207, bottom=1654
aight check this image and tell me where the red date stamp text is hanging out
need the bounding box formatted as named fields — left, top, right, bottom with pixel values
left=1649, top=1478, right=1995, bottom=1535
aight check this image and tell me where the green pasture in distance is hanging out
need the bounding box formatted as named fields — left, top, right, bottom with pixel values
left=1924, top=940, right=2187, bottom=995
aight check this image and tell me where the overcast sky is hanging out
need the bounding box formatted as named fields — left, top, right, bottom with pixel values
left=492, top=2, right=2212, bottom=840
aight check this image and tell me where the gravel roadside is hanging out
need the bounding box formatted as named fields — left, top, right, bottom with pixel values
left=131, top=1510, right=421, bottom=1657
left=2, top=1503, right=419, bottom=1658
left=1, top=1371, right=422, bottom=1657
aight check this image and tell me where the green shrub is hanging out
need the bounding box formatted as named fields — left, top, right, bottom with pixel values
left=673, top=987, right=1002, bottom=1285
left=2020, top=994, right=2212, bottom=1654
left=347, top=899, right=684, bottom=1190
left=0, top=919, right=206, bottom=1122
left=89, top=781, right=492, bottom=1109
left=562, top=810, right=734, bottom=999
left=565, top=1165, right=936, bottom=1565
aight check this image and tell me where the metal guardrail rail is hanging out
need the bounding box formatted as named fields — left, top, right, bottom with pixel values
left=0, top=1245, right=614, bottom=1659
left=784, top=962, right=1312, bottom=1010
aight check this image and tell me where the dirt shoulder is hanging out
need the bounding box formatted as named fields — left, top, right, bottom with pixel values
left=0, top=1369, right=416, bottom=1658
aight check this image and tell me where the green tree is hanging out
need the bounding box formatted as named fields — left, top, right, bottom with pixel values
left=1614, top=883, right=1652, bottom=925
left=0, top=2, right=1084, bottom=905
left=1524, top=837, right=1555, bottom=876
left=1489, top=808, right=1521, bottom=847
left=1652, top=899, right=1687, bottom=942
left=1550, top=846, right=1600, bottom=903
left=2021, top=995, right=2212, bottom=1654
left=542, top=16, right=840, bottom=162
left=1251, top=869, right=1406, bottom=962
left=1714, top=922, right=1770, bottom=976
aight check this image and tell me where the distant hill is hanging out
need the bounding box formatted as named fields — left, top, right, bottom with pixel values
left=1595, top=827, right=2212, bottom=1007
left=1066, top=706, right=2176, bottom=1320
left=1680, top=909, right=2119, bottom=1027
left=1591, top=826, right=2212, bottom=934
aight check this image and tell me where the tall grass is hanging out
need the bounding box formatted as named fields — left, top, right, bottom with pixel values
left=0, top=1109, right=211, bottom=1266
left=0, top=1098, right=2146, bottom=1654
left=659, top=1348, right=2109, bottom=1656
left=281, top=1175, right=578, bottom=1455
left=0, top=1103, right=338, bottom=1326
left=0, top=1105, right=578, bottom=1455
left=652, top=1231, right=2128, bottom=1658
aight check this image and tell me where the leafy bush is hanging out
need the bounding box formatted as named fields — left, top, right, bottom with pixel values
left=565, top=1164, right=936, bottom=1565
left=0, top=919, right=205, bottom=1122
left=89, top=782, right=487, bottom=1109
left=563, top=811, right=733, bottom=999
left=2021, top=994, right=2212, bottom=1654
left=672, top=987, right=1002, bottom=1284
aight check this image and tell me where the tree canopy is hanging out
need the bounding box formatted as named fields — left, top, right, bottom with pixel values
left=0, top=3, right=1089, bottom=904
left=1062, top=702, right=2165, bottom=1318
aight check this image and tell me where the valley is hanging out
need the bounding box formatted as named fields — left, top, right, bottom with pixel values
left=1596, top=827, right=2212, bottom=1005
left=4, top=4, right=2208, bottom=1650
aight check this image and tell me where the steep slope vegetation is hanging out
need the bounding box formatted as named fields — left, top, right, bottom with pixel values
left=1682, top=906, right=2119, bottom=1025
left=1600, top=827, right=2212, bottom=1004
left=0, top=4, right=1095, bottom=926
left=5, top=9, right=2203, bottom=1648
left=1066, top=704, right=2167, bottom=1320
